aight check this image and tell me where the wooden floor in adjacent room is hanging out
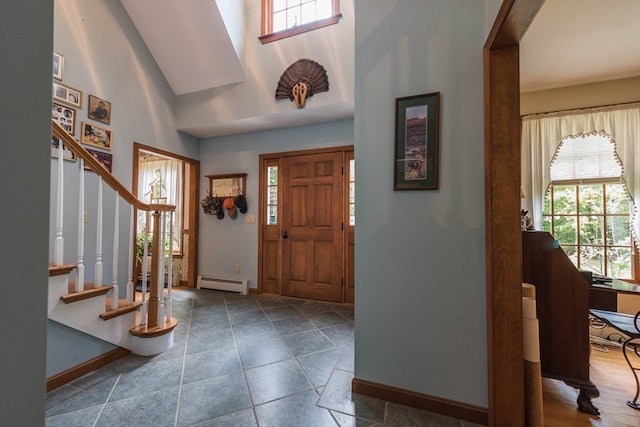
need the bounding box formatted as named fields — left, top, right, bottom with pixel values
left=543, top=344, right=640, bottom=426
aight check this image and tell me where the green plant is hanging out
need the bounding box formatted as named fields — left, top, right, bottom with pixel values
left=135, top=232, right=154, bottom=263
left=135, top=231, right=171, bottom=263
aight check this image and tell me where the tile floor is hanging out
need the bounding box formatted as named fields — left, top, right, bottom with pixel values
left=46, top=289, right=483, bottom=426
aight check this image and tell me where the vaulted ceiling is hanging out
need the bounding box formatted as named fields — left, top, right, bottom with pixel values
left=121, top=0, right=640, bottom=129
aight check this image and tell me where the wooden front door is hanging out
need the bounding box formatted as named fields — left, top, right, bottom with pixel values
left=259, top=146, right=353, bottom=303
left=280, top=151, right=344, bottom=302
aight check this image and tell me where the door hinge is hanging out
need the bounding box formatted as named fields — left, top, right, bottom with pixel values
left=341, top=222, right=344, bottom=230
left=341, top=166, right=344, bottom=175
left=341, top=278, right=344, bottom=287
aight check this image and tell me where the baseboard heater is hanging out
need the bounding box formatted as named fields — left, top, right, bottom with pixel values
left=196, top=275, right=249, bottom=295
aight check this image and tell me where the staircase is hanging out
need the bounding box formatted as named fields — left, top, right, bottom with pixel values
left=50, top=121, right=177, bottom=356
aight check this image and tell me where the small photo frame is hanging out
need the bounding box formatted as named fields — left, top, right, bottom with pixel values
left=394, top=92, right=440, bottom=190
left=87, top=95, right=111, bottom=125
left=51, top=135, right=77, bottom=162
left=81, top=121, right=112, bottom=150
left=53, top=52, right=64, bottom=80
left=85, top=148, right=113, bottom=173
left=52, top=81, right=82, bottom=109
left=51, top=102, right=76, bottom=135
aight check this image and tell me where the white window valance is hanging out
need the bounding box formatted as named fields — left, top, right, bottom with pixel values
left=550, top=133, right=622, bottom=182
left=521, top=102, right=640, bottom=245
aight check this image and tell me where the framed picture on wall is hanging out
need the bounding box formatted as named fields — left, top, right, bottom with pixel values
left=51, top=102, right=76, bottom=135
left=81, top=121, right=112, bottom=150
left=87, top=95, right=111, bottom=125
left=52, top=81, right=82, bottom=109
left=85, top=148, right=113, bottom=173
left=51, top=135, right=76, bottom=162
left=53, top=52, right=64, bottom=80
left=393, top=92, right=440, bottom=190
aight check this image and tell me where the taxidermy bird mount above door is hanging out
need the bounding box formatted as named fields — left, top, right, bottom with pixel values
left=275, top=58, right=329, bottom=108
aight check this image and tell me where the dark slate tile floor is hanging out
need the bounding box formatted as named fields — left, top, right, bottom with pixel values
left=46, top=289, right=482, bottom=426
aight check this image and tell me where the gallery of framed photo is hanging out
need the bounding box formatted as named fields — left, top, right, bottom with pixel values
left=85, top=148, right=113, bottom=173
left=394, top=92, right=440, bottom=190
left=81, top=121, right=112, bottom=150
left=87, top=95, right=111, bottom=125
left=52, top=102, right=76, bottom=135
left=52, top=81, right=82, bottom=109
left=51, top=135, right=77, bottom=162
left=53, top=52, right=64, bottom=80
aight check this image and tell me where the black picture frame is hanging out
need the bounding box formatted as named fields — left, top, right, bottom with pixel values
left=393, top=92, right=440, bottom=190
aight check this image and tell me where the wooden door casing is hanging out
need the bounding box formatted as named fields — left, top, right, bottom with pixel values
left=345, top=151, right=354, bottom=304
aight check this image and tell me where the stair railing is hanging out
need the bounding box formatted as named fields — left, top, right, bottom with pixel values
left=52, top=120, right=175, bottom=329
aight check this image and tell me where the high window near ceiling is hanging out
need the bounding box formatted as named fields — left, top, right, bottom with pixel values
left=259, top=0, right=341, bottom=44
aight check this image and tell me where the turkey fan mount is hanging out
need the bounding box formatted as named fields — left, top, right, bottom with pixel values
left=275, top=59, right=329, bottom=108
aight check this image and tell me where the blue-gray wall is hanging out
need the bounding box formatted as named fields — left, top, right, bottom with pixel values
left=354, top=0, right=488, bottom=406
left=0, top=2, right=53, bottom=425
left=198, top=119, right=354, bottom=284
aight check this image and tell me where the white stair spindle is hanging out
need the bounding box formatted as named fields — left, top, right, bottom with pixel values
left=54, top=141, right=64, bottom=265
left=140, top=228, right=149, bottom=325
left=75, top=159, right=85, bottom=292
left=111, top=194, right=119, bottom=310
left=95, top=177, right=103, bottom=288
left=126, top=206, right=134, bottom=305
left=158, top=294, right=165, bottom=326
left=166, top=211, right=174, bottom=320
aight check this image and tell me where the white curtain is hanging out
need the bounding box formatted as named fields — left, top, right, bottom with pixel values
left=137, top=158, right=183, bottom=251
left=521, top=102, right=640, bottom=245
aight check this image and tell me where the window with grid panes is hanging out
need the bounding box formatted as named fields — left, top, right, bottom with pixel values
left=259, top=0, right=341, bottom=44
left=541, top=134, right=636, bottom=280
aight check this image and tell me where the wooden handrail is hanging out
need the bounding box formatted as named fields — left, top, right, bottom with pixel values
left=52, top=120, right=175, bottom=213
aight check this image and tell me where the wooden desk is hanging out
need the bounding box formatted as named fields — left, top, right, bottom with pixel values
left=590, top=278, right=640, bottom=312
left=522, top=231, right=600, bottom=415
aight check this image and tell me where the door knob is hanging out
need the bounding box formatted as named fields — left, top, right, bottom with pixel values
left=282, top=230, right=288, bottom=239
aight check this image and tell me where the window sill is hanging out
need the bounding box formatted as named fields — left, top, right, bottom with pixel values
left=259, top=13, right=342, bottom=44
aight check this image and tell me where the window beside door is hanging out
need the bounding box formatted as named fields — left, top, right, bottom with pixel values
left=266, top=163, right=279, bottom=225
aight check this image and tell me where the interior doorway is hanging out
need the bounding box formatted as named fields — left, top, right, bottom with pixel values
left=258, top=146, right=354, bottom=303
left=484, top=1, right=545, bottom=424
left=132, top=142, right=200, bottom=287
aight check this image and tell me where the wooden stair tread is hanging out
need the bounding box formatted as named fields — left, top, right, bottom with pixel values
left=100, top=299, right=143, bottom=320
left=60, top=280, right=112, bottom=303
left=49, top=263, right=76, bottom=277
left=129, top=317, right=178, bottom=338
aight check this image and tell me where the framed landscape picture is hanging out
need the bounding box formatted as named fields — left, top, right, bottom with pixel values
left=81, top=121, right=112, bottom=150
left=393, top=92, right=440, bottom=190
